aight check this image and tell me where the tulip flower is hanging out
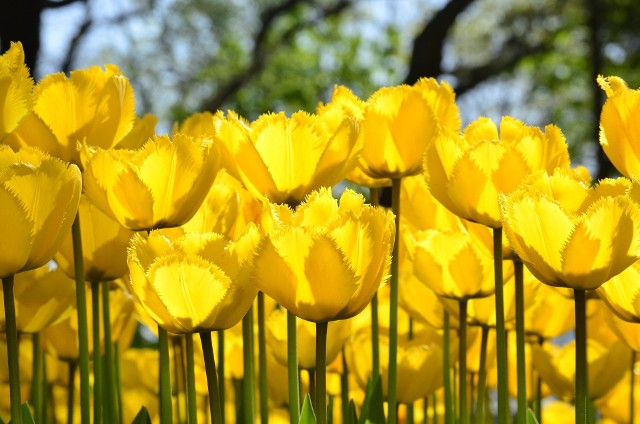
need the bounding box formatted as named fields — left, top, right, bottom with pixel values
left=81, top=133, right=220, bottom=231
left=4, top=64, right=138, bottom=165
left=127, top=226, right=262, bottom=334
left=598, top=76, right=640, bottom=179
left=524, top=283, right=574, bottom=341
left=0, top=42, right=34, bottom=142
left=253, top=188, right=394, bottom=323
left=215, top=110, right=360, bottom=206
left=597, top=260, right=640, bottom=323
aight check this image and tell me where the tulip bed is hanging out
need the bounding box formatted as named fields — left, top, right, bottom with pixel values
left=2, top=40, right=640, bottom=424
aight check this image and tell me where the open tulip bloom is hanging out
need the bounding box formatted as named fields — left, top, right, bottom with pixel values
left=500, top=168, right=640, bottom=424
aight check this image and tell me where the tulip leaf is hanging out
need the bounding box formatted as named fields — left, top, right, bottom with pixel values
left=21, top=402, right=36, bottom=424
left=358, top=375, right=386, bottom=424
left=299, top=393, right=317, bottom=424
left=348, top=400, right=359, bottom=424
left=526, top=408, right=540, bottom=424
left=131, top=406, right=153, bottom=424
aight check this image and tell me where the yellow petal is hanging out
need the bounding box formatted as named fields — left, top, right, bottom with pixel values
left=0, top=181, right=32, bottom=277
left=88, top=74, right=135, bottom=148
left=0, top=42, right=34, bottom=139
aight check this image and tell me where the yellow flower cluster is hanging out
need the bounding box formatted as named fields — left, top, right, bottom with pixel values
left=2, top=38, right=640, bottom=424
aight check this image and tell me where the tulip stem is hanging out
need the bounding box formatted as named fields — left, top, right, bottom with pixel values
left=186, top=334, right=198, bottom=424
left=91, top=282, right=103, bottom=424
left=31, top=332, right=43, bottom=424
left=574, top=289, right=587, bottom=424
left=492, top=228, right=508, bottom=423
left=158, top=325, right=173, bottom=424
left=71, top=214, right=91, bottom=424
left=388, top=177, right=401, bottom=424
left=218, top=330, right=226, bottom=423
left=288, top=310, right=301, bottom=423
left=67, top=360, right=77, bottom=424
left=115, top=342, right=124, bottom=424
left=201, top=331, right=223, bottom=424
left=372, top=293, right=380, bottom=379
left=444, top=310, right=453, bottom=424
left=514, top=260, right=526, bottom=424
left=341, top=349, right=350, bottom=420
left=534, top=336, right=542, bottom=423
left=316, top=321, right=329, bottom=424
left=2, top=275, right=22, bottom=424
left=476, top=326, right=489, bottom=424
left=102, top=281, right=117, bottom=424
left=242, top=306, right=256, bottom=423
left=631, top=350, right=636, bottom=424
left=459, top=299, right=468, bottom=424
left=258, top=292, right=269, bottom=424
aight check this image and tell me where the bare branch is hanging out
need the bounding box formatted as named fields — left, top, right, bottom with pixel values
left=41, top=0, right=85, bottom=9
left=200, top=0, right=353, bottom=113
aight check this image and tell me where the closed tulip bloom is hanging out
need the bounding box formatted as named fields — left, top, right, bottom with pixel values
left=0, top=146, right=81, bottom=278
left=127, top=226, right=262, bottom=334
left=401, top=174, right=462, bottom=232
left=425, top=116, right=570, bottom=228
left=525, top=283, right=574, bottom=340
left=215, top=109, right=360, bottom=205
left=55, top=196, right=135, bottom=281
left=598, top=76, right=640, bottom=179
left=358, top=79, right=460, bottom=179
left=0, top=265, right=75, bottom=333
left=602, top=306, right=640, bottom=351
left=5, top=64, right=137, bottom=165
left=253, top=188, right=395, bottom=322
left=81, top=133, right=220, bottom=231
left=266, top=308, right=351, bottom=370
left=597, top=260, right=640, bottom=322
left=0, top=42, right=33, bottom=142
left=500, top=169, right=640, bottom=290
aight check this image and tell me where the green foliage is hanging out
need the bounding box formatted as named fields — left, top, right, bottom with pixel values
left=299, top=393, right=317, bottom=424
left=526, top=408, right=540, bottom=424
left=131, top=406, right=153, bottom=424
left=358, top=375, right=386, bottom=424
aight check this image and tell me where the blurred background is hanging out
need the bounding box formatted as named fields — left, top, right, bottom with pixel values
left=1, top=0, right=639, bottom=179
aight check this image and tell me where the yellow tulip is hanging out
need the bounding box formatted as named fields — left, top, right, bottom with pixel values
left=603, top=305, right=640, bottom=352
left=597, top=260, right=640, bottom=322
left=596, top=365, right=640, bottom=424
left=55, top=196, right=135, bottom=281
left=253, top=188, right=395, bottom=322
left=127, top=226, right=262, bottom=334
left=0, top=146, right=81, bottom=278
left=400, top=174, right=462, bottom=232
left=81, top=133, right=220, bottom=231
left=524, top=283, right=574, bottom=340
left=541, top=401, right=575, bottom=424
left=266, top=308, right=351, bottom=370
left=425, top=116, right=570, bottom=228
left=182, top=170, right=262, bottom=239
left=0, top=264, right=75, bottom=333
left=598, top=75, right=640, bottom=179
left=120, top=348, right=160, bottom=422
left=114, top=113, right=158, bottom=150
left=173, top=111, right=216, bottom=138
left=398, top=261, right=452, bottom=330
left=501, top=168, right=640, bottom=290
left=0, top=42, right=33, bottom=142
left=5, top=64, right=138, bottom=165
left=215, top=109, right=360, bottom=205
left=352, top=79, right=460, bottom=179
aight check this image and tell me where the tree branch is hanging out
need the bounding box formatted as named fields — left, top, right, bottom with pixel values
left=404, top=0, right=477, bottom=84
left=41, top=0, right=85, bottom=9
left=200, top=0, right=353, bottom=113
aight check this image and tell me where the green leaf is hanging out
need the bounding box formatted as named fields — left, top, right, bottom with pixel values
left=132, top=406, right=153, bottom=424
left=299, top=393, right=317, bottom=424
left=348, top=400, right=359, bottom=424
left=20, top=402, right=35, bottom=424
left=358, top=375, right=386, bottom=424
left=526, top=408, right=540, bottom=424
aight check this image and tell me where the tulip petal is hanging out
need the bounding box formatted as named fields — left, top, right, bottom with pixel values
left=88, top=74, right=135, bottom=148
left=0, top=186, right=32, bottom=277
left=0, top=42, right=33, bottom=139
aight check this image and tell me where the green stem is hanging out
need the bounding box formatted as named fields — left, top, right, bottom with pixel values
left=534, top=336, right=542, bottom=424
left=459, top=300, right=468, bottom=424
left=372, top=293, right=380, bottom=379
left=2, top=275, right=22, bottom=423
left=574, top=289, right=587, bottom=424
left=242, top=306, right=256, bottom=423
left=631, top=350, right=636, bottom=424
left=341, top=348, right=350, bottom=421
left=476, top=326, right=489, bottom=424
left=43, top=346, right=50, bottom=423
left=201, top=331, right=223, bottom=424
left=103, top=281, right=117, bottom=424
left=174, top=337, right=184, bottom=423
left=493, top=228, right=508, bottom=423
left=218, top=330, right=226, bottom=424
left=91, top=282, right=103, bottom=424
left=258, top=292, right=269, bottom=424
left=31, top=332, right=43, bottom=424
left=514, top=260, right=526, bottom=424
left=115, top=342, right=124, bottom=424
left=433, top=391, right=439, bottom=424
left=444, top=310, right=453, bottom=424
left=186, top=334, right=198, bottom=424
left=388, top=177, right=401, bottom=424
left=424, top=396, right=429, bottom=424
left=316, top=322, right=329, bottom=424
left=67, top=361, right=77, bottom=424
left=71, top=214, right=91, bottom=424
left=159, top=325, right=173, bottom=424
left=287, top=310, right=300, bottom=423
